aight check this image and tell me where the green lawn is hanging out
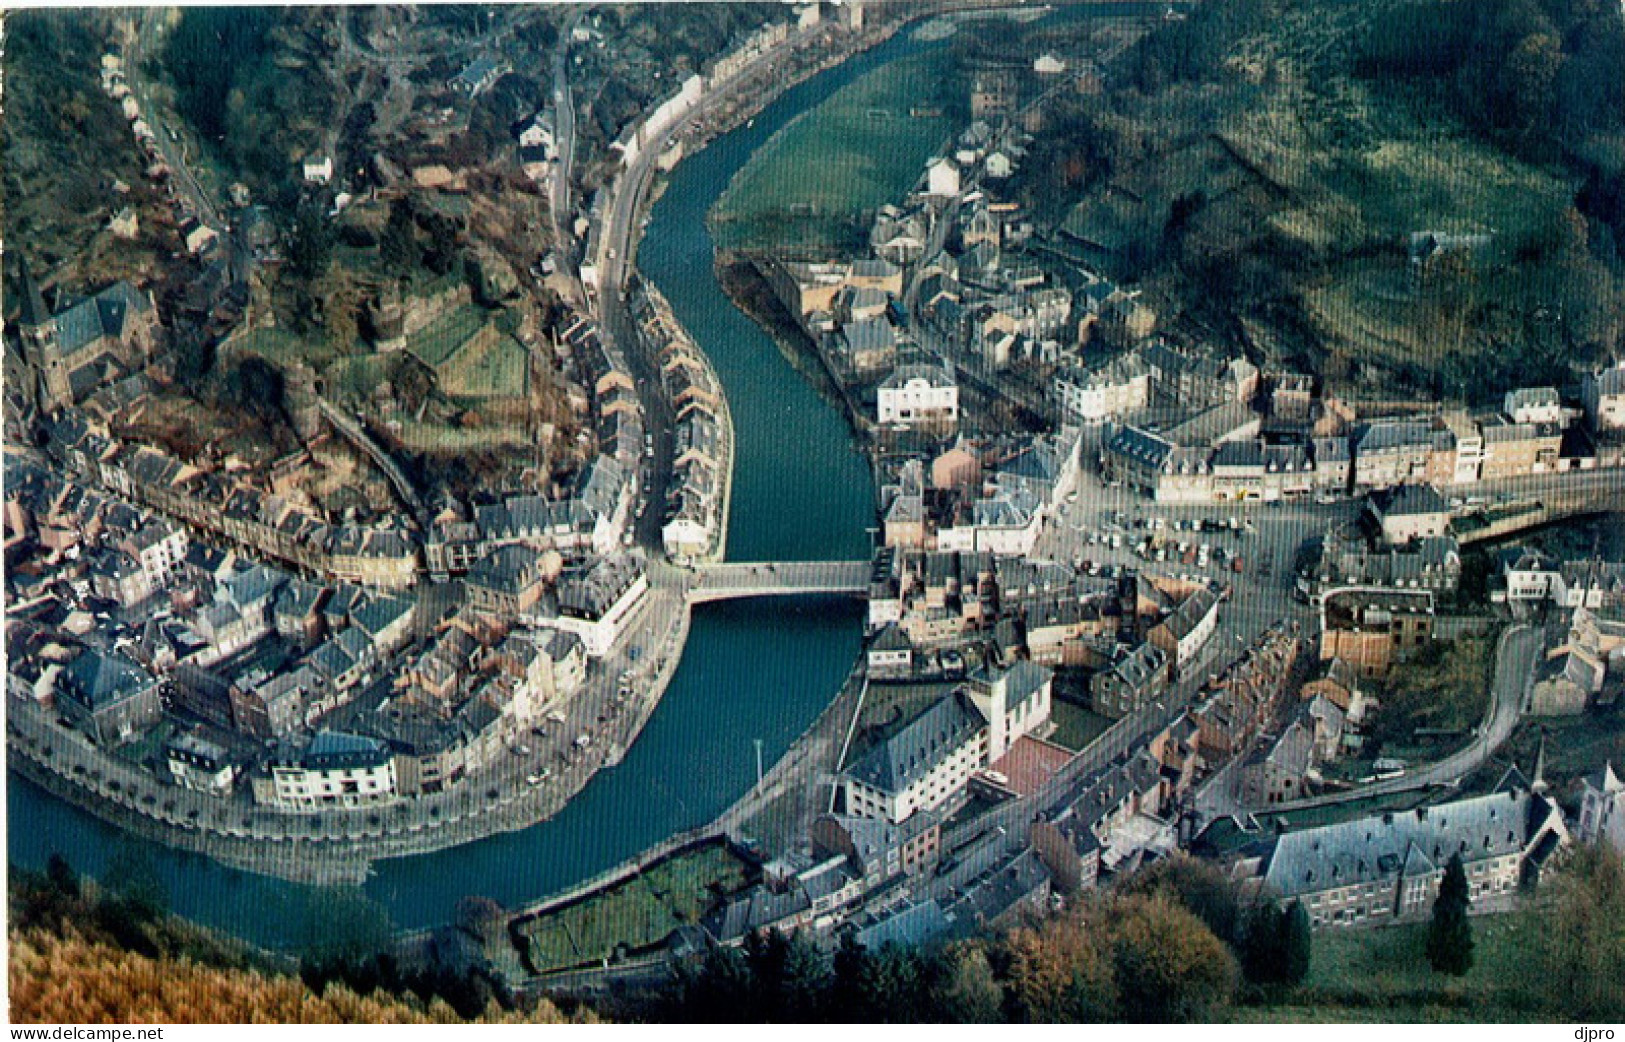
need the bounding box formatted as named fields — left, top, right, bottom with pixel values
left=710, top=50, right=963, bottom=252
left=438, top=328, right=529, bottom=402
left=1234, top=917, right=1554, bottom=1022
left=405, top=305, right=488, bottom=369
left=515, top=842, right=752, bottom=975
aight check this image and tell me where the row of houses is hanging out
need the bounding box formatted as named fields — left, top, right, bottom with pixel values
left=877, top=428, right=1082, bottom=557
left=42, top=410, right=422, bottom=589
left=632, top=284, right=732, bottom=564
left=426, top=455, right=633, bottom=578
left=1099, top=365, right=1623, bottom=504
left=4, top=451, right=632, bottom=809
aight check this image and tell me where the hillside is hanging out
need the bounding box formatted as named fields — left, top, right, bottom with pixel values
left=7, top=928, right=589, bottom=1025
left=1035, top=0, right=1625, bottom=404
left=0, top=12, right=170, bottom=287
left=5, top=860, right=595, bottom=1025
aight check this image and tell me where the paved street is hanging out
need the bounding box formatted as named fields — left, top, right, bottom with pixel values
left=1233, top=623, right=1541, bottom=814
left=1034, top=430, right=1338, bottom=647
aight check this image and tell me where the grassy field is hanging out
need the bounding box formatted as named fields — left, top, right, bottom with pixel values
left=390, top=420, right=529, bottom=455
left=516, top=842, right=752, bottom=975
left=1048, top=699, right=1113, bottom=753
left=398, top=305, right=528, bottom=402
left=710, top=49, right=962, bottom=253
left=438, top=328, right=529, bottom=402
left=1235, top=918, right=1548, bottom=1022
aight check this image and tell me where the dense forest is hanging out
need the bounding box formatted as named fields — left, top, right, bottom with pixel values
left=160, top=8, right=341, bottom=205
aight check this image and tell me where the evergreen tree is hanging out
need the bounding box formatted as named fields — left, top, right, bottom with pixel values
left=45, top=853, right=79, bottom=899
left=286, top=200, right=334, bottom=282
left=778, top=932, right=830, bottom=1023
left=830, top=930, right=870, bottom=1020
left=743, top=929, right=790, bottom=1020
left=1280, top=900, right=1312, bottom=986
left=380, top=201, right=420, bottom=273
left=1240, top=902, right=1285, bottom=984
left=676, top=943, right=754, bottom=1023
left=1427, top=853, right=1475, bottom=976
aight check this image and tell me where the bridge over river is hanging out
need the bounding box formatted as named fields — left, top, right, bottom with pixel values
left=686, top=560, right=871, bottom=604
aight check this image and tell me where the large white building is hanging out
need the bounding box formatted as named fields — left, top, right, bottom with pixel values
left=965, top=660, right=1053, bottom=761
left=843, top=691, right=989, bottom=824
left=263, top=731, right=397, bottom=810
left=877, top=365, right=959, bottom=429
left=550, top=556, right=648, bottom=657
left=1054, top=354, right=1150, bottom=423
left=1259, top=786, right=1568, bottom=929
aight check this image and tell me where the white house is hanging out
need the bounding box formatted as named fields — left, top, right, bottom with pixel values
left=518, top=113, right=556, bottom=153
left=965, top=660, right=1053, bottom=761
left=1054, top=355, right=1150, bottom=422
left=166, top=732, right=236, bottom=796
left=1492, top=547, right=1562, bottom=604
left=926, top=158, right=961, bottom=199
left=263, top=732, right=397, bottom=811
left=866, top=623, right=914, bottom=679
left=878, top=365, right=959, bottom=429
left=302, top=155, right=334, bottom=185
left=1577, top=763, right=1625, bottom=855
left=550, top=556, right=648, bottom=657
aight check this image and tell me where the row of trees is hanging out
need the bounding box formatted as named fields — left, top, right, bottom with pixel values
left=650, top=857, right=1315, bottom=1023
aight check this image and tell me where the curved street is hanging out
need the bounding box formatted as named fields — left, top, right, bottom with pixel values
left=1209, top=623, right=1540, bottom=817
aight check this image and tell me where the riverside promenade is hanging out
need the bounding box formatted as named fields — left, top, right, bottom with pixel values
left=7, top=572, right=692, bottom=885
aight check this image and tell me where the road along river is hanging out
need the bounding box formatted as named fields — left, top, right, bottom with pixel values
left=7, top=2, right=1160, bottom=948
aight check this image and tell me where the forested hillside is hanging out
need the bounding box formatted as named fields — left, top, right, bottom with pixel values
left=1033, top=0, right=1625, bottom=402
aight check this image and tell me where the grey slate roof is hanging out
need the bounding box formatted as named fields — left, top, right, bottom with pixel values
left=847, top=691, right=987, bottom=796
left=62, top=650, right=154, bottom=710
left=1106, top=425, right=1175, bottom=470
left=854, top=899, right=952, bottom=950
left=1262, top=790, right=1554, bottom=898
left=300, top=730, right=392, bottom=770
left=1370, top=483, right=1448, bottom=517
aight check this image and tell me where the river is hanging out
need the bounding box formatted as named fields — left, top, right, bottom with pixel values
left=7, top=1, right=1164, bottom=950
left=6, top=15, right=907, bottom=951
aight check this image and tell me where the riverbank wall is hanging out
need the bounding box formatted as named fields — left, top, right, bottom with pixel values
left=7, top=579, right=693, bottom=886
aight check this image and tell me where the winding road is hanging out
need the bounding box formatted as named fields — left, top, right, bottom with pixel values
left=1223, top=623, right=1541, bottom=815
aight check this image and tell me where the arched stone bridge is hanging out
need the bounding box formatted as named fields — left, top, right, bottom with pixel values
left=686, top=560, right=871, bottom=604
